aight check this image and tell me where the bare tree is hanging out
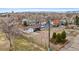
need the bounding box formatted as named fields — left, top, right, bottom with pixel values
left=0, top=17, right=18, bottom=50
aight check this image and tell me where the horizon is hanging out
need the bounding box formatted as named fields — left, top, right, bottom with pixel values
left=0, top=8, right=79, bottom=13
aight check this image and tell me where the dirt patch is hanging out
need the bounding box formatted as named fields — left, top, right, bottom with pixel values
left=0, top=32, right=10, bottom=51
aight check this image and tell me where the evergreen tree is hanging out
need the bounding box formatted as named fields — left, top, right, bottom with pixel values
left=56, top=33, right=62, bottom=43
left=61, top=31, right=66, bottom=43
left=51, top=31, right=67, bottom=44
left=51, top=32, right=56, bottom=43
left=52, top=32, right=56, bottom=39
left=75, top=16, right=79, bottom=25
left=61, top=31, right=66, bottom=40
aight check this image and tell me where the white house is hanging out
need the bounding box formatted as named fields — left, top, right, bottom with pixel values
left=22, top=19, right=37, bottom=26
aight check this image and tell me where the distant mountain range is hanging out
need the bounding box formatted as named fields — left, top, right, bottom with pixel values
left=18, top=10, right=79, bottom=13
left=1, top=10, right=79, bottom=14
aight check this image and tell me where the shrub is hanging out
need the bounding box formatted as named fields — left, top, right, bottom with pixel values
left=51, top=31, right=67, bottom=44
left=56, top=33, right=62, bottom=43
left=52, top=32, right=56, bottom=39
left=61, top=31, right=66, bottom=43
left=75, top=16, right=79, bottom=25
left=61, top=31, right=66, bottom=40
left=51, top=32, right=56, bottom=43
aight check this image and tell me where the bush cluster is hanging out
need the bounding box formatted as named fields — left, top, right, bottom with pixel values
left=51, top=31, right=66, bottom=44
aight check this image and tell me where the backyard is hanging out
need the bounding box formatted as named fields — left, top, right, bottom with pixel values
left=0, top=27, right=79, bottom=51
left=14, top=35, right=46, bottom=51
left=0, top=32, right=46, bottom=51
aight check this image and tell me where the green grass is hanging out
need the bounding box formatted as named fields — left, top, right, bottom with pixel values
left=14, top=36, right=44, bottom=51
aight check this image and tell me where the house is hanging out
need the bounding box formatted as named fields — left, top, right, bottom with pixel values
left=22, top=19, right=37, bottom=26
left=60, top=20, right=66, bottom=25
left=60, top=18, right=67, bottom=25
left=61, top=15, right=75, bottom=25
left=25, top=23, right=41, bottom=33
left=52, top=19, right=60, bottom=26
left=39, top=20, right=53, bottom=29
left=22, top=19, right=28, bottom=23
left=40, top=22, right=47, bottom=28
left=0, top=13, right=9, bottom=17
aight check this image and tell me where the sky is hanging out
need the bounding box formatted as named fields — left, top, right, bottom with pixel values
left=0, top=8, right=79, bottom=13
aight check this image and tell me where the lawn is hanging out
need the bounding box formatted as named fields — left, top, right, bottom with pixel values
left=14, top=36, right=45, bottom=51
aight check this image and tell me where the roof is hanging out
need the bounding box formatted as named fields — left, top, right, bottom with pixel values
left=53, top=19, right=60, bottom=25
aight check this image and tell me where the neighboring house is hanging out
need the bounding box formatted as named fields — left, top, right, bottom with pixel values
left=40, top=21, right=53, bottom=29
left=60, top=17, right=67, bottom=25
left=22, top=19, right=28, bottom=25
left=40, top=22, right=47, bottom=28
left=52, top=19, right=60, bottom=26
left=22, top=19, right=37, bottom=26
left=40, top=19, right=60, bottom=28
left=24, top=23, right=41, bottom=33
left=41, top=22, right=46, bottom=25
left=60, top=16, right=71, bottom=25
left=60, top=16, right=75, bottom=28
left=60, top=19, right=66, bottom=25
left=0, top=13, right=9, bottom=17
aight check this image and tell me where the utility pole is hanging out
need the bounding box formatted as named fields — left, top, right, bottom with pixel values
left=45, top=16, right=51, bottom=51
left=48, top=19, right=51, bottom=51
